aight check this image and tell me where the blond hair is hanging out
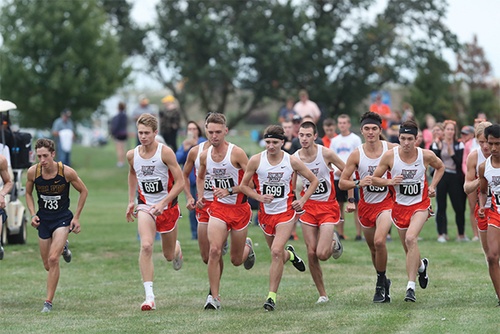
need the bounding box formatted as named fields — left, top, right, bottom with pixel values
left=136, top=113, right=158, bottom=132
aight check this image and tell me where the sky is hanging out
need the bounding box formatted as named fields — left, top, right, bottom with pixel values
left=130, top=0, right=500, bottom=88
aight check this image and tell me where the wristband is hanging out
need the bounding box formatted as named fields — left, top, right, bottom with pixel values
left=31, top=215, right=36, bottom=219
left=355, top=180, right=360, bottom=189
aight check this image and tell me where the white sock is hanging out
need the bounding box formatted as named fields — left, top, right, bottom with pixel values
left=407, top=281, right=416, bottom=290
left=144, top=281, right=154, bottom=301
left=418, top=260, right=425, bottom=273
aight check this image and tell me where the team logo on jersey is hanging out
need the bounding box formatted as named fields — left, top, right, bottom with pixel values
left=401, top=169, right=417, bottom=180
left=368, top=166, right=377, bottom=175
left=492, top=176, right=500, bottom=186
left=213, top=168, right=226, bottom=176
left=310, top=168, right=319, bottom=176
left=142, top=166, right=155, bottom=176
left=267, top=172, right=284, bottom=182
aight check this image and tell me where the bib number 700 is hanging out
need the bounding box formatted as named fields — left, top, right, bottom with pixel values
left=400, top=183, right=420, bottom=196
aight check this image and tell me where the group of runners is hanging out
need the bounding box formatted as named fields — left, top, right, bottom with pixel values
left=9, top=110, right=499, bottom=313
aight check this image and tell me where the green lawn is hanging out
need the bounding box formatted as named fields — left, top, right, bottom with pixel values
left=0, top=139, right=497, bottom=334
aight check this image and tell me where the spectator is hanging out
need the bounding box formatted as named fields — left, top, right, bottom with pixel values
left=386, top=110, right=402, bottom=144
left=321, top=118, right=337, bottom=149
left=422, top=114, right=436, bottom=149
left=431, top=120, right=467, bottom=242
left=176, top=121, right=206, bottom=240
left=110, top=102, right=128, bottom=168
left=401, top=102, right=414, bottom=122
left=159, top=95, right=181, bottom=151
left=132, top=96, right=156, bottom=145
left=461, top=125, right=476, bottom=175
left=51, top=109, right=74, bottom=166
left=294, top=90, right=321, bottom=124
left=277, top=97, right=298, bottom=123
left=281, top=120, right=295, bottom=153
left=329, top=114, right=363, bottom=240
left=369, top=94, right=392, bottom=133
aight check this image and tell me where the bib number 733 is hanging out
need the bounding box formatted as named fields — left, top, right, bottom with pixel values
left=41, top=194, right=62, bottom=210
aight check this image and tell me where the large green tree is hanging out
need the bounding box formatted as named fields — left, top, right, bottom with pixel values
left=408, top=53, right=453, bottom=123
left=455, top=35, right=500, bottom=122
left=146, top=0, right=458, bottom=127
left=0, top=0, right=130, bottom=127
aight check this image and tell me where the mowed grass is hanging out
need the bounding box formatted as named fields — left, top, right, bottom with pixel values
left=0, top=137, right=498, bottom=334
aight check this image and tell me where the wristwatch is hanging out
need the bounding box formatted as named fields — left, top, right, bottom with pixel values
left=227, top=187, right=234, bottom=195
left=348, top=197, right=355, bottom=203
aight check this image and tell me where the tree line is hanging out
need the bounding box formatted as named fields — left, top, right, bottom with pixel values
left=0, top=0, right=498, bottom=129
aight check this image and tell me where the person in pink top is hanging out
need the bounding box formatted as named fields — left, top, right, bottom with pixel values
left=294, top=90, right=321, bottom=124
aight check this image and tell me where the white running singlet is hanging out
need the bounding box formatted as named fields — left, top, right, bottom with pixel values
left=484, top=157, right=500, bottom=215
left=253, top=151, right=294, bottom=214
left=134, top=143, right=174, bottom=207
left=357, top=141, right=390, bottom=204
left=195, top=144, right=214, bottom=201
left=391, top=147, right=428, bottom=206
left=206, top=143, right=246, bottom=205
left=294, top=145, right=335, bottom=202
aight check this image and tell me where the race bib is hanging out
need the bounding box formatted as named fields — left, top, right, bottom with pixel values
left=263, top=183, right=285, bottom=198
left=399, top=182, right=420, bottom=196
left=141, top=179, right=164, bottom=194
left=366, top=185, right=387, bottom=193
left=41, top=194, right=62, bottom=210
left=305, top=179, right=328, bottom=195
left=213, top=177, right=235, bottom=189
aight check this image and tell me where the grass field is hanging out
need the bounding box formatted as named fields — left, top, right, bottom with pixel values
left=0, top=138, right=497, bottom=334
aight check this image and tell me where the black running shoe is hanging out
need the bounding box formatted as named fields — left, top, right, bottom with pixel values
left=373, top=284, right=386, bottom=303
left=0, top=245, right=4, bottom=260
left=62, top=240, right=72, bottom=263
left=404, top=288, right=416, bottom=302
left=263, top=298, right=275, bottom=311
left=285, top=244, right=305, bottom=272
left=384, top=279, right=391, bottom=303
left=418, top=258, right=429, bottom=289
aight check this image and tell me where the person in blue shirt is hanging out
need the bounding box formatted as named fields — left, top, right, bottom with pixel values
left=176, top=121, right=206, bottom=239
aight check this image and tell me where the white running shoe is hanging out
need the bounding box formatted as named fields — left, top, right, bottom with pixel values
left=173, top=240, right=183, bottom=271
left=244, top=237, right=255, bottom=270
left=204, top=295, right=221, bottom=310
left=41, top=301, right=52, bottom=313
left=332, top=231, right=343, bottom=259
left=316, top=296, right=329, bottom=304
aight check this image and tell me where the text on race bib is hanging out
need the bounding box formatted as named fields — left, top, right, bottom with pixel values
left=213, top=177, right=235, bottom=190
left=263, top=183, right=285, bottom=198
left=41, top=194, right=61, bottom=210
left=366, top=185, right=387, bottom=193
left=305, top=180, right=328, bottom=195
left=141, top=180, right=164, bottom=194
left=399, top=182, right=421, bottom=196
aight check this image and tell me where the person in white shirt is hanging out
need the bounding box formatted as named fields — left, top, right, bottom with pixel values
left=329, top=114, right=362, bottom=240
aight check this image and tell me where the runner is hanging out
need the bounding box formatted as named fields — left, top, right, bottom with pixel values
left=339, top=112, right=398, bottom=303
left=196, top=113, right=255, bottom=310
left=477, top=124, right=500, bottom=307
left=372, top=120, right=444, bottom=302
left=294, top=121, right=347, bottom=303
left=240, top=124, right=319, bottom=311
left=125, top=113, right=185, bottom=311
